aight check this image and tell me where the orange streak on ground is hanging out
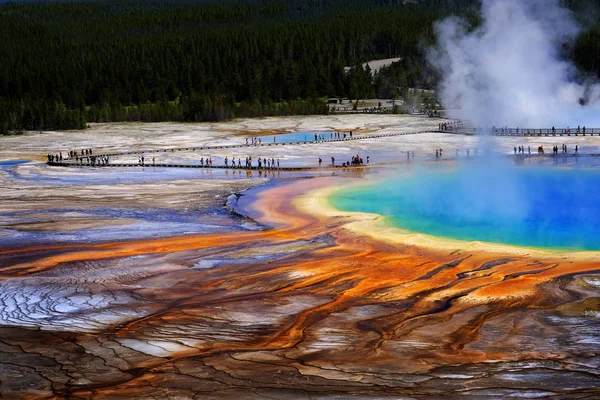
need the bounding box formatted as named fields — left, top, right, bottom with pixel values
left=0, top=229, right=301, bottom=276
left=5, top=175, right=600, bottom=398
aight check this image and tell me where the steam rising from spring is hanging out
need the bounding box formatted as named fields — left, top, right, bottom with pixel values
left=428, top=0, right=600, bottom=128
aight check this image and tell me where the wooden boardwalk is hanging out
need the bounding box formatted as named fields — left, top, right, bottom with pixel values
left=76, top=130, right=430, bottom=159
left=47, top=127, right=600, bottom=170
left=445, top=127, right=600, bottom=137
left=47, top=152, right=600, bottom=170
left=47, top=162, right=313, bottom=171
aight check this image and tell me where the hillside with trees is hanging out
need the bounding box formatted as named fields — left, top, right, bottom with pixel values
left=1, top=0, right=599, bottom=133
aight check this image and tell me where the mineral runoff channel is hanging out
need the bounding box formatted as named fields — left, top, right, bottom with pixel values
left=1, top=115, right=600, bottom=399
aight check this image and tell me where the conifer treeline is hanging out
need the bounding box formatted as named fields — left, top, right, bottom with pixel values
left=0, top=0, right=451, bottom=133
left=1, top=0, right=599, bottom=133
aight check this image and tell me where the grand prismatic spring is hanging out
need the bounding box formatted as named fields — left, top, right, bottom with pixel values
left=3, top=0, right=600, bottom=398
left=1, top=114, right=600, bottom=399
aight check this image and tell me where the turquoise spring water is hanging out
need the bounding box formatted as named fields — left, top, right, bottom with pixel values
left=259, top=131, right=333, bottom=143
left=330, top=165, right=600, bottom=250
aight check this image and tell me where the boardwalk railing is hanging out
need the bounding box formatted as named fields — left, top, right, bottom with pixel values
left=47, top=152, right=600, bottom=171
left=444, top=127, right=599, bottom=136
left=46, top=162, right=311, bottom=171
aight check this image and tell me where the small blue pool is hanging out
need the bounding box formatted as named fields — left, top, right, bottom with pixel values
left=258, top=131, right=335, bottom=143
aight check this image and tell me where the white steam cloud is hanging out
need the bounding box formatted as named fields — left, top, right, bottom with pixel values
left=428, top=0, right=600, bottom=128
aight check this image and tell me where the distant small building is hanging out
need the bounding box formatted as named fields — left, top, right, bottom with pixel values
left=409, top=88, right=436, bottom=95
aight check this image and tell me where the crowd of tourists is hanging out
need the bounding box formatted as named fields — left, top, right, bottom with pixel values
left=489, top=125, right=589, bottom=136
left=551, top=125, right=587, bottom=135
left=87, top=155, right=110, bottom=165
left=439, top=121, right=464, bottom=132
left=509, top=144, right=580, bottom=155
left=320, top=153, right=369, bottom=167
left=221, top=156, right=280, bottom=169
left=130, top=155, right=282, bottom=169
left=347, top=154, right=365, bottom=166
left=334, top=131, right=352, bottom=139
left=246, top=131, right=353, bottom=145
left=550, top=144, right=579, bottom=155
left=47, top=153, right=62, bottom=163
left=514, top=146, right=531, bottom=154
left=48, top=148, right=100, bottom=164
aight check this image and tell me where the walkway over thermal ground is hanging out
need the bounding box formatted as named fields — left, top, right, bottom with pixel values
left=82, top=129, right=431, bottom=159
left=445, top=127, right=600, bottom=136
left=48, top=129, right=430, bottom=169
left=45, top=124, right=600, bottom=171
left=45, top=152, right=600, bottom=171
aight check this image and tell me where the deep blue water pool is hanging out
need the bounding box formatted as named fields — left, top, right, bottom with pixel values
left=331, top=165, right=600, bottom=250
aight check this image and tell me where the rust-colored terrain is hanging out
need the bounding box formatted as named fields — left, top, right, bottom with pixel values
left=2, top=176, right=600, bottom=399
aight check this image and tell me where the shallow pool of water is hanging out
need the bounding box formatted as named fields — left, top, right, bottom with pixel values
left=331, top=164, right=600, bottom=250
left=0, top=159, right=30, bottom=167
left=259, top=131, right=334, bottom=143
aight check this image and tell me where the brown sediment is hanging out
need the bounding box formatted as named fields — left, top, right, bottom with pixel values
left=2, top=176, right=600, bottom=399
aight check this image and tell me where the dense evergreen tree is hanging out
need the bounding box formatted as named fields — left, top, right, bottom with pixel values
left=0, top=0, right=453, bottom=131
left=0, top=0, right=599, bottom=133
